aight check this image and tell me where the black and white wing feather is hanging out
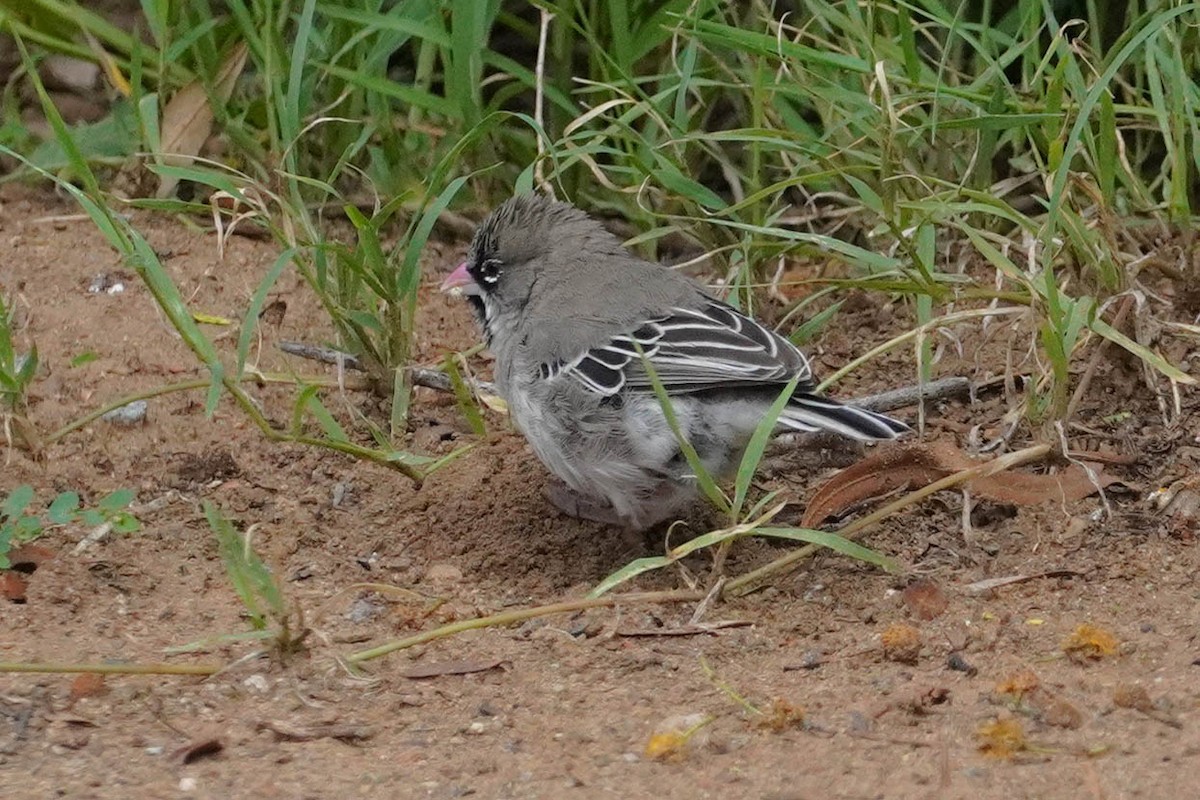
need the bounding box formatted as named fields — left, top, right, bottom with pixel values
left=539, top=298, right=906, bottom=442
left=546, top=299, right=811, bottom=396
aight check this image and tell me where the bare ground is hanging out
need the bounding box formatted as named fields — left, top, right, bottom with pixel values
left=1, top=186, right=1198, bottom=799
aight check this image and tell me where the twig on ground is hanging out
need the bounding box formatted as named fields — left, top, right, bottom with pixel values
left=0, top=662, right=219, bottom=676
left=279, top=341, right=365, bottom=372
left=850, top=376, right=971, bottom=413
left=278, top=341, right=969, bottom=416
left=277, top=341, right=475, bottom=394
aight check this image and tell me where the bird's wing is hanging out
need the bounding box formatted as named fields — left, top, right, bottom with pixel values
left=541, top=299, right=815, bottom=396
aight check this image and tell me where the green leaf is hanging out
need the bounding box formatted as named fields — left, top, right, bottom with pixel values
left=205, top=501, right=266, bottom=629
left=788, top=301, right=843, bottom=346
left=13, top=515, right=43, bottom=540
left=26, top=101, right=139, bottom=172
left=70, top=351, right=99, bottom=368
left=304, top=392, right=350, bottom=443
left=2, top=485, right=34, bottom=521
left=98, top=488, right=135, bottom=513
left=110, top=513, right=141, bottom=534
left=47, top=491, right=80, bottom=525
left=752, top=527, right=898, bottom=572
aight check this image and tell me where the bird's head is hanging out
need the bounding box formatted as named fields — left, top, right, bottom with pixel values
left=440, top=195, right=620, bottom=333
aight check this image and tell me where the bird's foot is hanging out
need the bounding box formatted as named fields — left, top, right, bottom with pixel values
left=544, top=482, right=627, bottom=526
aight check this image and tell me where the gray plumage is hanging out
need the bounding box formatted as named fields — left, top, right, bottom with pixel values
left=443, top=195, right=908, bottom=529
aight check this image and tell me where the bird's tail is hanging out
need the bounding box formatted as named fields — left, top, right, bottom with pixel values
left=779, top=393, right=909, bottom=441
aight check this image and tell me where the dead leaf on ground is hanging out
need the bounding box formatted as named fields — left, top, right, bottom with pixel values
left=257, top=719, right=376, bottom=742
left=68, top=674, right=107, bottom=704
left=1151, top=474, right=1200, bottom=520
left=44, top=712, right=97, bottom=727
left=802, top=442, right=1120, bottom=528
left=398, top=658, right=508, bottom=679
left=155, top=42, right=249, bottom=198
left=1, top=572, right=29, bottom=602
left=901, top=579, right=949, bottom=620
left=994, top=669, right=1041, bottom=700
left=172, top=736, right=224, bottom=764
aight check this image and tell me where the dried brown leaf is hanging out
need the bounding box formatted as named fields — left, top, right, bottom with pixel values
left=398, top=658, right=507, bottom=679
left=901, top=579, right=948, bottom=621
left=156, top=42, right=248, bottom=198
left=802, top=442, right=1118, bottom=528
left=962, top=569, right=1084, bottom=595
left=0, top=571, right=28, bottom=602
left=68, top=674, right=107, bottom=704
left=173, top=736, right=224, bottom=764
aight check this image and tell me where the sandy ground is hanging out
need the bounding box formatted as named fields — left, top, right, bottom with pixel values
left=1, top=186, right=1198, bottom=799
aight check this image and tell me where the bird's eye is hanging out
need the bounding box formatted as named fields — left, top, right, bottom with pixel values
left=477, top=258, right=503, bottom=285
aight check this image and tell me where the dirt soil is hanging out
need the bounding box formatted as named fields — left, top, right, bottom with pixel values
left=1, top=186, right=1198, bottom=799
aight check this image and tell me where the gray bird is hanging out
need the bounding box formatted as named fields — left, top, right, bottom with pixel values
left=442, top=195, right=907, bottom=530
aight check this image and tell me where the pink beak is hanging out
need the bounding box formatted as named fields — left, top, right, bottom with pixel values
left=440, top=261, right=482, bottom=295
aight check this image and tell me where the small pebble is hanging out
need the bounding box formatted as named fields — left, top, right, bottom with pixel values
left=346, top=596, right=383, bottom=623
left=798, top=649, right=823, bottom=670
left=243, top=674, right=270, bottom=694
left=179, top=777, right=197, bottom=792
left=101, top=400, right=147, bottom=426
left=947, top=652, right=978, bottom=676
left=424, top=563, right=464, bottom=583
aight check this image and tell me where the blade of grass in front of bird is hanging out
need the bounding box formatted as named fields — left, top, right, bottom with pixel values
left=635, top=343, right=731, bottom=516
left=731, top=374, right=802, bottom=520
left=788, top=300, right=843, bottom=346
left=443, top=353, right=486, bottom=436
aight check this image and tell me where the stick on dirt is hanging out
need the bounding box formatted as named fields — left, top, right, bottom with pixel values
left=278, top=341, right=971, bottom=411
